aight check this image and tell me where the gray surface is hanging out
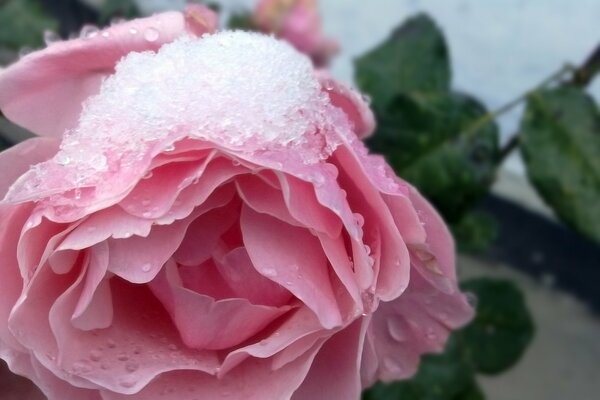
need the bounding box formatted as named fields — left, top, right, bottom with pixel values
left=459, top=255, right=600, bottom=400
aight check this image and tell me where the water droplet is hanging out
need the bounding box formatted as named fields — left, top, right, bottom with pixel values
left=465, top=292, right=478, bottom=308
left=361, top=290, right=375, bottom=314
left=324, top=80, right=334, bottom=91
left=80, top=25, right=99, bottom=39
left=425, top=328, right=437, bottom=340
left=125, top=362, right=139, bottom=372
left=43, top=30, right=60, bottom=45
left=74, top=188, right=82, bottom=200
left=353, top=213, right=364, bottom=227
left=364, top=245, right=371, bottom=255
left=89, top=350, right=103, bottom=362
left=129, top=27, right=139, bottom=35
left=101, top=31, right=110, bottom=39
left=110, top=17, right=126, bottom=26
left=361, top=93, right=372, bottom=105
left=55, top=153, right=71, bottom=166
left=164, top=144, right=175, bottom=152
left=231, top=159, right=241, bottom=166
left=72, top=360, right=93, bottom=374
left=143, top=171, right=153, bottom=179
left=119, top=376, right=137, bottom=388
left=144, top=27, right=160, bottom=42
left=386, top=318, right=406, bottom=342
left=382, top=357, right=403, bottom=374
left=262, top=268, right=277, bottom=277
left=141, top=263, right=152, bottom=273
left=18, top=47, right=33, bottom=58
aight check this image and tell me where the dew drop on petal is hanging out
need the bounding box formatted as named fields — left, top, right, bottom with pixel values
left=43, top=30, right=60, bottom=46
left=80, top=25, right=99, bottom=39
left=144, top=27, right=160, bottom=42
left=89, top=350, right=103, bottom=362
left=386, top=318, right=406, bottom=342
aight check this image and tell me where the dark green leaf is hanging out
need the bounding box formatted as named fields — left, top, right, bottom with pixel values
left=227, top=11, right=257, bottom=31
left=99, top=0, right=140, bottom=23
left=362, top=335, right=477, bottom=400
left=452, top=211, right=498, bottom=253
left=520, top=86, right=600, bottom=243
left=355, top=13, right=450, bottom=111
left=368, top=92, right=499, bottom=222
left=0, top=0, right=58, bottom=50
left=460, top=279, right=534, bottom=375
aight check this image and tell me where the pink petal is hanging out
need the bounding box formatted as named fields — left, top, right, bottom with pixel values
left=292, top=319, right=367, bottom=399
left=367, top=272, right=473, bottom=382
left=48, top=275, right=219, bottom=394
left=241, top=205, right=342, bottom=329
left=173, top=199, right=239, bottom=267
left=0, top=9, right=216, bottom=138
left=0, top=137, right=59, bottom=198
left=318, top=71, right=375, bottom=139
left=101, top=341, right=322, bottom=400
left=149, top=261, right=292, bottom=350
left=277, top=172, right=342, bottom=238
left=0, top=204, right=34, bottom=351
left=216, top=247, right=293, bottom=307
left=333, top=145, right=410, bottom=301
left=220, top=307, right=323, bottom=375
left=236, top=175, right=302, bottom=228
left=107, top=212, right=197, bottom=283
left=71, top=242, right=112, bottom=330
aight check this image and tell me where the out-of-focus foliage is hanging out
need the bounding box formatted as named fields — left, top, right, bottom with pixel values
left=98, top=0, right=139, bottom=23
left=0, top=0, right=58, bottom=50
left=521, top=86, right=600, bottom=244
left=451, top=211, right=498, bottom=253
left=355, top=15, right=500, bottom=226
left=363, top=278, right=534, bottom=400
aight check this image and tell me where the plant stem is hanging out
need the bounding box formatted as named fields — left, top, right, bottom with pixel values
left=497, top=134, right=520, bottom=164
left=462, top=63, right=576, bottom=139
left=572, top=43, right=600, bottom=87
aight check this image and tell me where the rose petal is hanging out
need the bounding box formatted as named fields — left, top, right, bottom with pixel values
left=149, top=261, right=292, bottom=350
left=367, top=272, right=473, bottom=382
left=48, top=276, right=219, bottom=395
left=0, top=137, right=59, bottom=198
left=292, top=318, right=367, bottom=399
left=0, top=8, right=216, bottom=138
left=317, top=71, right=375, bottom=139
left=241, top=205, right=342, bottom=329
left=71, top=242, right=112, bottom=330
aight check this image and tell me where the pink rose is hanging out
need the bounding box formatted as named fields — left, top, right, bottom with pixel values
left=254, top=0, right=338, bottom=66
left=0, top=8, right=472, bottom=400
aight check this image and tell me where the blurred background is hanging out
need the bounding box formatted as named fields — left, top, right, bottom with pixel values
left=0, top=1, right=599, bottom=399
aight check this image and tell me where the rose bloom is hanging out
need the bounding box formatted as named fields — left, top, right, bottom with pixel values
left=0, top=6, right=472, bottom=400
left=254, top=0, right=338, bottom=66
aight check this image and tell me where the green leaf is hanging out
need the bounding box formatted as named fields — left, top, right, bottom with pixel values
left=368, top=92, right=499, bottom=222
left=0, top=0, right=58, bottom=50
left=452, top=211, right=498, bottom=253
left=520, top=86, right=600, bottom=243
left=460, top=279, right=534, bottom=375
left=227, top=11, right=257, bottom=31
left=355, top=13, right=450, bottom=111
left=362, top=335, right=477, bottom=400
left=98, top=0, right=140, bottom=23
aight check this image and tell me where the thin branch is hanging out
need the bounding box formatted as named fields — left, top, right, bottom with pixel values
left=571, top=43, right=600, bottom=87
left=497, top=134, right=520, bottom=164
left=461, top=63, right=576, bottom=139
